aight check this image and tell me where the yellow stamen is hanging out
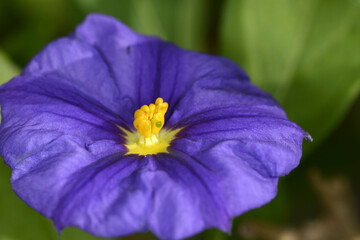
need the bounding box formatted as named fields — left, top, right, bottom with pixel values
left=120, top=97, right=180, bottom=156
left=133, top=97, right=168, bottom=145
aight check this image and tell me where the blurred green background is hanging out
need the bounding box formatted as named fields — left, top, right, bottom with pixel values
left=0, top=0, right=359, bottom=239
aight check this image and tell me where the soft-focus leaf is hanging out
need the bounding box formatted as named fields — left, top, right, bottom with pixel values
left=0, top=51, right=20, bottom=85
left=221, top=0, right=360, bottom=152
left=0, top=160, right=53, bottom=240
left=74, top=0, right=216, bottom=52
left=0, top=51, right=20, bottom=124
left=0, top=0, right=80, bottom=66
left=202, top=229, right=228, bottom=240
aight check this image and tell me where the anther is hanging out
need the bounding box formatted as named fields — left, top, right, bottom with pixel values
left=133, top=98, right=168, bottom=145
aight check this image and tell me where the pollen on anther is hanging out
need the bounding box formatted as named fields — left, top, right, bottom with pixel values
left=133, top=97, right=168, bottom=145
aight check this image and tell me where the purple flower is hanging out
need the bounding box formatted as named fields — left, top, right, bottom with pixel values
left=0, top=14, right=310, bottom=240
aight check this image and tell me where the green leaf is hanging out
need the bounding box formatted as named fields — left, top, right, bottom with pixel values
left=0, top=157, right=111, bottom=239
left=0, top=51, right=20, bottom=124
left=0, top=51, right=20, bottom=85
left=221, top=0, right=360, bottom=152
left=0, top=0, right=80, bottom=67
left=74, top=0, right=215, bottom=52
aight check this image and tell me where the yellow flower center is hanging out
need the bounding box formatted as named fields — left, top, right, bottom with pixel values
left=122, top=98, right=180, bottom=156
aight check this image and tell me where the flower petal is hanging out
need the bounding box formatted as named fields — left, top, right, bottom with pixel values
left=168, top=76, right=287, bottom=126
left=0, top=77, right=126, bottom=169
left=21, top=37, right=126, bottom=120
left=170, top=141, right=279, bottom=218
left=52, top=154, right=150, bottom=237
left=9, top=135, right=148, bottom=237
left=10, top=145, right=230, bottom=240
left=0, top=34, right=137, bottom=168
left=74, top=14, right=248, bottom=122
left=169, top=76, right=310, bottom=178
left=164, top=75, right=309, bottom=218
left=146, top=154, right=231, bottom=239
